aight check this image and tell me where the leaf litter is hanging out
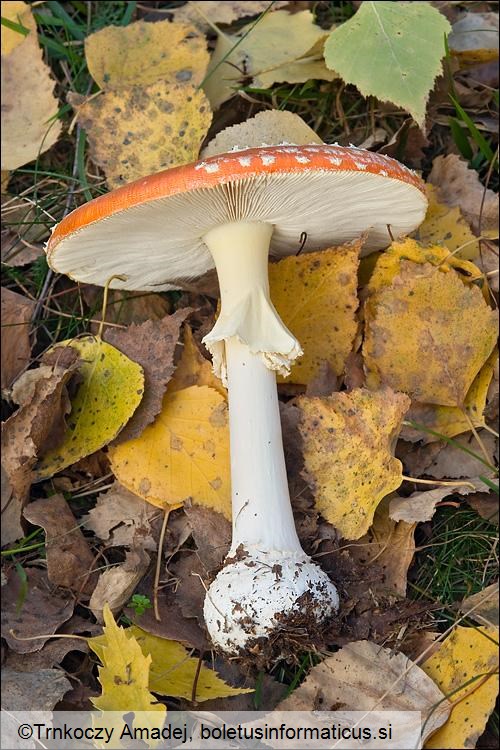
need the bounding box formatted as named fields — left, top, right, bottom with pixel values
left=1, top=0, right=498, bottom=741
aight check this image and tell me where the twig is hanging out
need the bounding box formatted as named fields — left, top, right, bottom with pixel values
left=153, top=508, right=170, bottom=621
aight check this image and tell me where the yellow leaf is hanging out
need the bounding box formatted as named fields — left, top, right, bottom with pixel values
left=35, top=337, right=144, bottom=479
left=415, top=185, right=480, bottom=260
left=204, top=10, right=332, bottom=108
left=109, top=385, right=231, bottom=518
left=70, top=82, right=212, bottom=189
left=403, top=349, right=497, bottom=441
left=91, top=624, right=252, bottom=702
left=1, top=1, right=61, bottom=170
left=89, top=606, right=165, bottom=739
left=422, top=626, right=499, bottom=749
left=85, top=19, right=209, bottom=90
left=363, top=259, right=498, bottom=406
left=366, top=238, right=483, bottom=296
left=1, top=1, right=35, bottom=55
left=298, top=388, right=410, bottom=540
left=270, top=242, right=360, bottom=385
left=170, top=326, right=226, bottom=397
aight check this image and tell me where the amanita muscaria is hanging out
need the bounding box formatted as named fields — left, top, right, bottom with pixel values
left=46, top=143, right=427, bottom=654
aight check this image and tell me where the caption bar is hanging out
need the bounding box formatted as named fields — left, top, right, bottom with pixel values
left=2, top=710, right=423, bottom=749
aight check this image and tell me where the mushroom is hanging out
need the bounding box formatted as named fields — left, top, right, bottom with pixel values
left=46, top=143, right=427, bottom=654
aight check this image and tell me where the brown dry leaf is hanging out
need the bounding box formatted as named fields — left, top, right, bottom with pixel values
left=173, top=1, right=289, bottom=31
left=202, top=109, right=323, bottom=157
left=422, top=625, right=499, bottom=749
left=349, top=499, right=416, bottom=597
left=23, top=494, right=97, bottom=596
left=90, top=548, right=150, bottom=623
left=1, top=352, right=79, bottom=547
left=1, top=567, right=74, bottom=653
left=83, top=285, right=172, bottom=330
left=466, top=493, right=498, bottom=525
left=389, top=484, right=481, bottom=524
left=428, top=154, right=498, bottom=236
left=476, top=240, right=499, bottom=294
left=183, top=502, right=232, bottom=572
left=1, top=287, right=34, bottom=390
left=105, top=309, right=191, bottom=443
left=69, top=82, right=212, bottom=189
left=84, top=481, right=160, bottom=551
left=1, top=197, right=47, bottom=266
left=270, top=242, right=360, bottom=385
left=109, top=385, right=231, bottom=518
left=85, top=19, right=209, bottom=89
left=170, top=325, right=225, bottom=396
left=4, top=625, right=90, bottom=672
left=298, top=388, right=409, bottom=539
left=204, top=11, right=335, bottom=109
left=279, top=640, right=451, bottom=744
left=449, top=12, right=499, bottom=67
left=424, top=431, right=498, bottom=479
left=459, top=583, right=499, bottom=628
left=1, top=1, right=61, bottom=170
left=364, top=261, right=498, bottom=406
left=1, top=667, right=71, bottom=711
left=415, top=184, right=480, bottom=260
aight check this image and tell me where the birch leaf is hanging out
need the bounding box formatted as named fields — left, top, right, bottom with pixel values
left=270, top=242, right=360, bottom=385
left=422, top=626, right=499, bottom=749
left=89, top=605, right=165, bottom=722
left=69, top=82, right=212, bottom=189
left=85, top=19, right=209, bottom=89
left=415, top=185, right=480, bottom=260
left=109, top=385, right=230, bottom=519
left=35, top=337, right=144, bottom=479
left=363, top=260, right=498, bottom=406
left=90, top=625, right=252, bottom=702
left=170, top=326, right=225, bottom=397
left=1, top=1, right=61, bottom=169
left=324, top=1, right=451, bottom=127
left=298, top=388, right=410, bottom=539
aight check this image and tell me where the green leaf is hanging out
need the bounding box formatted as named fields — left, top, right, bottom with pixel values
left=324, top=1, right=451, bottom=126
left=35, top=336, right=144, bottom=479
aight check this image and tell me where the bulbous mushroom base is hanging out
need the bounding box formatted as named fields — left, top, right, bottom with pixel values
left=203, top=549, right=339, bottom=657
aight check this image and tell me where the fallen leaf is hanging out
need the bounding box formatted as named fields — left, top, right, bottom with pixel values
left=84, top=481, right=160, bottom=551
left=389, top=484, right=479, bottom=524
left=324, top=1, right=451, bottom=127
left=1, top=567, right=74, bottom=654
left=476, top=240, right=499, bottom=294
left=23, top=494, right=97, bottom=595
left=1, top=0, right=61, bottom=170
left=1, top=352, right=79, bottom=546
left=459, top=583, right=499, bottom=628
left=422, top=625, right=499, bottom=749
left=1, top=197, right=47, bottom=266
left=298, top=387, right=409, bottom=539
left=1, top=287, right=34, bottom=390
left=85, top=19, right=209, bottom=89
left=449, top=12, right=499, bottom=66
left=4, top=627, right=89, bottom=672
left=89, top=606, right=166, bottom=723
left=109, top=385, right=231, bottom=518
left=173, top=1, right=289, bottom=31
left=424, top=431, right=498, bottom=479
left=170, top=325, right=225, bottom=396
left=90, top=548, right=150, bottom=623
left=35, top=337, right=144, bottom=479
left=415, top=184, right=480, bottom=260
left=428, top=154, right=499, bottom=236
left=202, top=109, right=323, bottom=157
left=379, top=117, right=429, bottom=167
left=204, top=10, right=334, bottom=109
left=349, top=499, right=416, bottom=596
left=105, top=309, right=191, bottom=442
left=279, top=640, right=451, bottom=745
left=466, top=493, right=498, bottom=525
left=183, top=502, right=232, bottom=572
left=90, top=624, right=252, bottom=702
left=363, top=261, right=498, bottom=406
left=82, top=285, right=171, bottom=329
left=400, top=349, right=497, bottom=442
left=70, top=82, right=212, bottom=189
left=1, top=667, right=71, bottom=711
left=270, top=241, right=360, bottom=385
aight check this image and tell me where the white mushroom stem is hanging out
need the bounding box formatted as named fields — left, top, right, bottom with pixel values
left=202, top=221, right=339, bottom=654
